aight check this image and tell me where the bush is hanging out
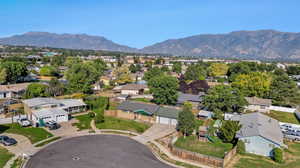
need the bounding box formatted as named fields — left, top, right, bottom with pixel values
left=237, top=140, right=246, bottom=154
left=272, top=147, right=283, bottom=163
left=88, top=112, right=95, bottom=118
left=94, top=113, right=104, bottom=124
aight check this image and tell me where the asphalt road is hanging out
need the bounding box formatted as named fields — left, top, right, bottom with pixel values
left=25, top=134, right=175, bottom=168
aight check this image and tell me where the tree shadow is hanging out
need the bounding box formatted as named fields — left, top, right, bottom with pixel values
left=0, top=125, right=10, bottom=134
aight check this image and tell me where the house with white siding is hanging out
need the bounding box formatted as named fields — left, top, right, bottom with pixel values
left=231, top=112, right=286, bottom=156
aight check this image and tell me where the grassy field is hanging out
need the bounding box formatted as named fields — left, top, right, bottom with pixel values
left=0, top=146, right=14, bottom=168
left=34, top=136, right=61, bottom=147
left=130, top=98, right=152, bottom=103
left=265, top=111, right=300, bottom=124
left=96, top=116, right=150, bottom=133
left=0, top=124, right=53, bottom=144
left=233, top=142, right=300, bottom=168
left=72, top=114, right=93, bottom=130
left=174, top=135, right=233, bottom=158
left=10, top=157, right=23, bottom=168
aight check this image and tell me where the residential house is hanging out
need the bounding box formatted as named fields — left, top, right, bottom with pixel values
left=117, top=101, right=180, bottom=126
left=120, top=84, right=148, bottom=95
left=177, top=92, right=204, bottom=109
left=198, top=110, right=213, bottom=119
left=22, top=97, right=87, bottom=123
left=231, top=112, right=286, bottom=157
left=245, top=97, right=272, bottom=113
left=0, top=83, right=29, bottom=99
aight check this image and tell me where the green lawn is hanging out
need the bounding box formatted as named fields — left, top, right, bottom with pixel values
left=174, top=135, right=233, bottom=158
left=265, top=111, right=300, bottom=124
left=96, top=116, right=150, bottom=133
left=0, top=146, right=14, bottom=168
left=72, top=114, right=92, bottom=130
left=234, top=142, right=300, bottom=168
left=130, top=98, right=151, bottom=103
left=10, top=157, right=23, bottom=168
left=0, top=124, right=53, bottom=144
left=34, top=136, right=61, bottom=147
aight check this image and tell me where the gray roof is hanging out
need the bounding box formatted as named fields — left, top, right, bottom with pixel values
left=121, top=84, right=148, bottom=91
left=117, top=101, right=159, bottom=115
left=156, top=106, right=180, bottom=119
left=33, top=108, right=68, bottom=118
left=23, top=98, right=62, bottom=107
left=23, top=97, right=86, bottom=108
left=177, top=92, right=203, bottom=104
left=231, top=112, right=284, bottom=146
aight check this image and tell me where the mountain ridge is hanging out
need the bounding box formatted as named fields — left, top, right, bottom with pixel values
left=1, top=30, right=300, bottom=60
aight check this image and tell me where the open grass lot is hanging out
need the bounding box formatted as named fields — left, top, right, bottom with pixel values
left=130, top=98, right=152, bottom=103
left=174, top=136, right=233, bottom=158
left=0, top=146, right=14, bottom=168
left=96, top=116, right=150, bottom=133
left=72, top=114, right=92, bottom=130
left=0, top=124, right=53, bottom=144
left=265, top=111, right=300, bottom=124
left=233, top=142, right=300, bottom=168
left=34, top=136, right=61, bottom=147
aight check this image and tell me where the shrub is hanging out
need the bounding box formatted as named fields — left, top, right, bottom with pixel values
left=94, top=113, right=104, bottom=124
left=237, top=140, right=246, bottom=154
left=88, top=112, right=95, bottom=118
left=272, top=147, right=283, bottom=163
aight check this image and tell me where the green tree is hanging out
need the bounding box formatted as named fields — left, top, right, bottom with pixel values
left=272, top=148, right=283, bottom=163
left=46, top=78, right=65, bottom=96
left=232, top=72, right=272, bottom=97
left=172, top=62, right=182, bottom=73
left=269, top=73, right=298, bottom=106
left=203, top=85, right=247, bottom=113
left=143, top=67, right=164, bottom=81
left=0, top=68, right=7, bottom=84
left=39, top=66, right=59, bottom=76
left=65, top=56, right=82, bottom=68
left=287, top=66, right=300, bottom=75
left=113, top=65, right=133, bottom=84
left=219, top=120, right=241, bottom=143
left=129, top=64, right=142, bottom=73
left=177, top=102, right=196, bottom=137
left=66, top=63, right=98, bottom=93
left=208, top=63, right=229, bottom=77
left=51, top=55, right=66, bottom=66
left=0, top=61, right=28, bottom=83
left=25, top=83, right=50, bottom=98
left=148, top=75, right=178, bottom=105
left=237, top=140, right=246, bottom=154
left=184, top=64, right=207, bottom=80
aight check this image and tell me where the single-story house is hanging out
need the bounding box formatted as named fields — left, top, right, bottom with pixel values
left=231, top=112, right=286, bottom=156
left=156, top=106, right=180, bottom=126
left=116, top=94, right=130, bottom=102
left=117, top=101, right=181, bottom=126
left=177, top=92, right=204, bottom=109
left=120, top=84, right=148, bottom=95
left=23, top=97, right=87, bottom=120
left=32, top=108, right=68, bottom=125
left=0, top=83, right=29, bottom=99
left=245, top=97, right=272, bottom=113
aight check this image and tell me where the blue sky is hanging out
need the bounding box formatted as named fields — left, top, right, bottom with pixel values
left=0, top=0, right=299, bottom=48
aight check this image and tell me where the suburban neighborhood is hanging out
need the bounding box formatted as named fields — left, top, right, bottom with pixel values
left=1, top=1, right=300, bottom=168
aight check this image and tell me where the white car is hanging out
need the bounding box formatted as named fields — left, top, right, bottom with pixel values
left=17, top=118, right=31, bottom=127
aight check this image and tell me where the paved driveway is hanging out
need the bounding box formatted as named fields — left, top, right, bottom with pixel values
left=25, top=135, right=175, bottom=168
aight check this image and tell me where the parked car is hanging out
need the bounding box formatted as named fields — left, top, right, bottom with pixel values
left=0, top=136, right=17, bottom=146
left=45, top=121, right=60, bottom=130
left=17, top=118, right=31, bottom=127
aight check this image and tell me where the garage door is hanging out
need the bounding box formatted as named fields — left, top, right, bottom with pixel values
left=157, top=117, right=177, bottom=126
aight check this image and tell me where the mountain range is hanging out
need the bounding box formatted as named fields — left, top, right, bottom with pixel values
left=1, top=30, right=300, bottom=60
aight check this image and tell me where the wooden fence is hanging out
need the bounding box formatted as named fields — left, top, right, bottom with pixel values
left=168, top=137, right=236, bottom=168
left=104, top=110, right=155, bottom=123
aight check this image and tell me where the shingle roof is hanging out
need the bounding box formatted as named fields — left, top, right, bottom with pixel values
left=0, top=83, right=29, bottom=93
left=156, top=106, right=180, bottom=119
left=231, top=112, right=284, bottom=146
left=33, top=108, right=68, bottom=118
left=23, top=98, right=62, bottom=107
left=177, top=92, right=203, bottom=104
left=117, top=101, right=159, bottom=115
left=245, top=97, right=272, bottom=106
left=121, top=84, right=148, bottom=91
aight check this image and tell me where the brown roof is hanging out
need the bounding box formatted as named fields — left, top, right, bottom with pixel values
left=0, top=83, right=29, bottom=92
left=121, top=84, right=148, bottom=91
left=245, top=97, right=272, bottom=106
